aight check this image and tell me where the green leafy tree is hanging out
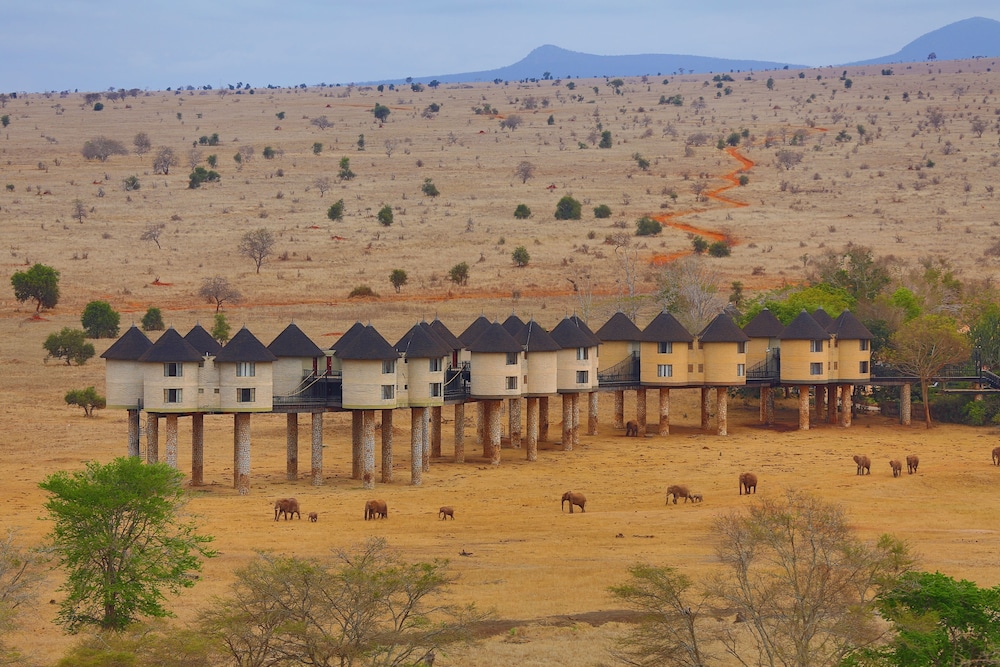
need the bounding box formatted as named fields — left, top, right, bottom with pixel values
left=726, top=132, right=741, bottom=147
left=65, top=387, right=106, bottom=417
left=811, top=245, right=892, bottom=302
left=514, top=203, right=532, bottom=219
left=338, top=156, right=355, bottom=180
left=40, top=457, right=215, bottom=632
left=739, top=283, right=857, bottom=327
left=377, top=204, right=394, bottom=227
left=554, top=195, right=582, bottom=220
left=691, top=236, right=708, bottom=254
left=141, top=307, right=165, bottom=332
left=211, top=312, right=231, bottom=344
left=81, top=300, right=120, bottom=338
left=373, top=103, right=390, bottom=122
left=11, top=263, right=60, bottom=312
left=44, top=328, right=95, bottom=366
left=187, top=166, right=220, bottom=189
left=448, top=262, right=470, bottom=286
left=608, top=78, right=625, bottom=95
left=327, top=198, right=345, bottom=222
left=205, top=154, right=217, bottom=168
left=599, top=130, right=613, bottom=148
left=0, top=115, right=9, bottom=128
left=766, top=77, right=775, bottom=90
left=729, top=281, right=744, bottom=306
left=594, top=204, right=612, bottom=218
left=0, top=530, right=44, bottom=662
left=708, top=240, right=731, bottom=257
left=636, top=216, right=662, bottom=236
left=81, top=136, right=128, bottom=162
left=389, top=269, right=408, bottom=293
left=421, top=178, right=439, bottom=197
left=512, top=246, right=530, bottom=267
left=357, top=133, right=365, bottom=151
left=261, top=146, right=276, bottom=159
left=312, top=141, right=323, bottom=155
left=969, top=303, right=1000, bottom=369
left=238, top=227, right=276, bottom=273
left=633, top=153, right=650, bottom=170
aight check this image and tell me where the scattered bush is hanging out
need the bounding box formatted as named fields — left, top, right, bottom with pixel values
left=448, top=262, right=470, bottom=286
left=377, top=205, right=394, bottom=227
left=65, top=386, right=106, bottom=417
left=635, top=216, right=662, bottom=236
left=327, top=199, right=345, bottom=222
left=421, top=179, right=439, bottom=197
left=514, top=204, right=532, bottom=219
left=593, top=204, right=612, bottom=219
left=691, top=236, right=709, bottom=254
left=708, top=240, right=732, bottom=257
left=188, top=167, right=220, bottom=189
left=348, top=285, right=378, bottom=299
left=512, top=246, right=530, bottom=267
left=554, top=195, right=582, bottom=220
left=44, top=328, right=95, bottom=365
left=141, top=307, right=164, bottom=332
left=81, top=300, right=120, bottom=338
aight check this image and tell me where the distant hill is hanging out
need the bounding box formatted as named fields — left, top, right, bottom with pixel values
left=848, top=17, right=1000, bottom=65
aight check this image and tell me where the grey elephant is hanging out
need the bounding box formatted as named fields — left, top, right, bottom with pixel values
left=561, top=491, right=586, bottom=513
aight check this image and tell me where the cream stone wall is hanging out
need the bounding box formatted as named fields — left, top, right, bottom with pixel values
left=218, top=362, right=274, bottom=412
left=341, top=359, right=399, bottom=410
left=639, top=340, right=690, bottom=386
left=524, top=351, right=558, bottom=396
left=105, top=359, right=145, bottom=410
left=142, top=361, right=200, bottom=413
left=780, top=339, right=829, bottom=385
left=471, top=351, right=522, bottom=399
left=702, top=342, right=748, bottom=386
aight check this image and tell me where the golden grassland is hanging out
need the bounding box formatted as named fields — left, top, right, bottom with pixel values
left=2, top=59, right=1000, bottom=665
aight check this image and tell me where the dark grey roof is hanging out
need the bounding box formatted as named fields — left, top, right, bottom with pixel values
left=520, top=319, right=562, bottom=352
left=185, top=323, right=223, bottom=356
left=594, top=311, right=643, bottom=342
left=466, top=322, right=524, bottom=353
left=427, top=318, right=464, bottom=350
left=215, top=327, right=278, bottom=363
left=268, top=322, right=325, bottom=358
left=101, top=325, right=153, bottom=360
left=830, top=310, right=874, bottom=340
left=502, top=314, right=527, bottom=339
left=458, top=315, right=492, bottom=346
left=137, top=327, right=203, bottom=363
left=335, top=325, right=399, bottom=361
left=550, top=316, right=598, bottom=349
left=811, top=307, right=835, bottom=331
left=779, top=310, right=832, bottom=340
left=742, top=309, right=785, bottom=338
left=569, top=315, right=602, bottom=346
left=331, top=321, right=366, bottom=352
left=641, top=311, right=695, bottom=343
left=698, top=314, right=750, bottom=343
left=395, top=324, right=451, bottom=358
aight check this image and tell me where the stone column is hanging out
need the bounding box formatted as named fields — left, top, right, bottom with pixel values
left=410, top=408, right=423, bottom=486
left=476, top=402, right=485, bottom=447
left=717, top=387, right=729, bottom=436
left=488, top=399, right=502, bottom=467
left=840, top=385, right=852, bottom=427
left=636, top=387, right=647, bottom=436
left=815, top=385, right=826, bottom=420
left=127, top=409, right=141, bottom=458
left=613, top=390, right=625, bottom=429
left=508, top=398, right=522, bottom=448
left=422, top=407, right=431, bottom=472
left=562, top=394, right=573, bottom=450
left=481, top=402, right=493, bottom=460
left=759, top=387, right=767, bottom=423
left=900, top=383, right=912, bottom=426
left=453, top=403, right=465, bottom=463
left=658, top=388, right=670, bottom=435
left=351, top=411, right=362, bottom=480
left=539, top=397, right=550, bottom=442
left=165, top=414, right=178, bottom=469
left=381, top=409, right=393, bottom=483
left=588, top=391, right=598, bottom=436
left=191, top=413, right=204, bottom=486
left=765, top=386, right=775, bottom=426
left=798, top=386, right=810, bottom=430
left=362, top=410, right=375, bottom=489
left=828, top=385, right=839, bottom=424
left=311, top=412, right=323, bottom=486
left=286, top=413, right=299, bottom=481
left=701, top=388, right=711, bottom=431
left=430, top=406, right=442, bottom=458
left=571, top=392, right=580, bottom=447
left=234, top=413, right=250, bottom=496
left=526, top=397, right=539, bottom=461
left=146, top=414, right=159, bottom=463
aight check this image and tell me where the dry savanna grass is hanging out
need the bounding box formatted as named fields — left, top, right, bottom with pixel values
left=2, top=59, right=1000, bottom=665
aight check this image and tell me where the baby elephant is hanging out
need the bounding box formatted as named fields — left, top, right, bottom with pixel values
left=562, top=491, right=586, bottom=513
left=853, top=454, right=871, bottom=475
left=690, top=492, right=704, bottom=503
left=364, top=499, right=388, bottom=520
left=889, top=459, right=902, bottom=478
left=739, top=472, right=757, bottom=495
left=993, top=446, right=1000, bottom=466
left=274, top=497, right=301, bottom=521
left=906, top=454, right=919, bottom=474
left=625, top=420, right=639, bottom=437
left=308, top=512, right=318, bottom=522
left=666, top=484, right=692, bottom=504
left=438, top=506, right=455, bottom=520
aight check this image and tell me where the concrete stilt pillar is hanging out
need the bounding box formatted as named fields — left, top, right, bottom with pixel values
left=509, top=398, right=522, bottom=448
left=481, top=402, right=493, bottom=459
left=613, top=390, right=625, bottom=429
left=127, top=409, right=140, bottom=458
left=701, top=388, right=711, bottom=431
left=828, top=385, right=839, bottom=424
left=381, top=409, right=393, bottom=483
left=422, top=407, right=431, bottom=472
left=165, top=414, right=178, bottom=469
left=588, top=391, right=598, bottom=436
left=571, top=392, right=580, bottom=447
left=759, top=387, right=767, bottom=423
left=658, top=388, right=670, bottom=435
left=526, top=397, right=539, bottom=461
left=351, top=411, right=362, bottom=479
left=562, top=394, right=573, bottom=450
left=362, top=410, right=376, bottom=489
left=234, top=413, right=251, bottom=495
left=146, top=414, right=159, bottom=463
left=636, top=387, right=647, bottom=436
left=900, top=383, right=912, bottom=426
left=539, top=397, right=550, bottom=442
left=286, top=413, right=299, bottom=481
left=488, top=399, right=502, bottom=467
left=191, top=413, right=204, bottom=486
left=410, top=408, right=423, bottom=486
left=476, top=402, right=485, bottom=447
left=717, top=387, right=729, bottom=436
left=311, top=412, right=323, bottom=486
left=430, top=406, right=442, bottom=458
left=766, top=386, right=775, bottom=426
left=453, top=403, right=465, bottom=463
left=798, top=385, right=810, bottom=430
left=840, top=385, right=852, bottom=427
left=815, top=385, right=826, bottom=420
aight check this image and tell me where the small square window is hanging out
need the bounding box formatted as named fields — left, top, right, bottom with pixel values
left=737, top=342, right=746, bottom=354
left=698, top=364, right=704, bottom=373
left=164, top=362, right=182, bottom=377
left=237, top=361, right=255, bottom=377
left=506, top=352, right=519, bottom=365
left=658, top=341, right=672, bottom=354
left=859, top=361, right=869, bottom=374
left=737, top=364, right=745, bottom=377
left=429, top=358, right=442, bottom=372
left=381, top=384, right=395, bottom=400
left=430, top=382, right=443, bottom=397
left=810, top=362, right=823, bottom=375
left=687, top=341, right=694, bottom=350
left=237, top=388, right=255, bottom=403
left=860, top=340, right=869, bottom=351
left=688, top=364, right=694, bottom=373
left=382, top=359, right=396, bottom=374
left=505, top=376, right=518, bottom=390
left=811, top=340, right=824, bottom=353
left=576, top=347, right=589, bottom=361
left=576, top=370, right=589, bottom=384
left=657, top=364, right=673, bottom=378
left=164, top=388, right=182, bottom=403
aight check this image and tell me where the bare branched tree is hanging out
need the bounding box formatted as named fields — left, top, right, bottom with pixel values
left=657, top=256, right=725, bottom=332
left=140, top=223, right=166, bottom=249
left=313, top=176, right=332, bottom=197
left=384, top=139, right=399, bottom=157
left=238, top=228, right=276, bottom=274
left=187, top=147, right=202, bottom=170
left=0, top=529, right=46, bottom=660
left=499, top=114, right=523, bottom=131
left=152, top=146, right=177, bottom=175
left=610, top=232, right=642, bottom=320
left=132, top=132, right=152, bottom=156
left=198, top=276, right=242, bottom=312
left=81, top=136, right=128, bottom=162
left=310, top=115, right=333, bottom=130
left=71, top=199, right=87, bottom=224
left=515, top=160, right=535, bottom=184
left=775, top=150, right=804, bottom=171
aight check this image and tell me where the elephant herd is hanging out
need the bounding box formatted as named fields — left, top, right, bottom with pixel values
left=273, top=498, right=457, bottom=522
left=854, top=454, right=919, bottom=477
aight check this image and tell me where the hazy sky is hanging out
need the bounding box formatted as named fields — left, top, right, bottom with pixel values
left=3, top=1, right=999, bottom=93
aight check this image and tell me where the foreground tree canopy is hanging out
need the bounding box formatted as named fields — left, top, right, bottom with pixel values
left=11, top=263, right=60, bottom=312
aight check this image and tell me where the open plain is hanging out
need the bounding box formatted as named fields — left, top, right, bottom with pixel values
left=2, top=59, right=1000, bottom=664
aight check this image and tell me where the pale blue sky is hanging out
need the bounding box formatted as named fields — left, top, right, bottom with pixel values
left=3, top=1, right=999, bottom=93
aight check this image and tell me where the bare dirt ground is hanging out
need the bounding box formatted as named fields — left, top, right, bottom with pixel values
left=2, top=59, right=1000, bottom=665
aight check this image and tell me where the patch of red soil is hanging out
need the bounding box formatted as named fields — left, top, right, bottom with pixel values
left=151, top=279, right=173, bottom=286
left=308, top=225, right=322, bottom=229
left=24, top=313, right=48, bottom=322
left=331, top=235, right=346, bottom=241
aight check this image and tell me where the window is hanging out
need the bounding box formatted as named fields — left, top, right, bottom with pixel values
left=657, top=364, right=673, bottom=378
left=697, top=341, right=704, bottom=350
left=429, top=358, right=442, bottom=372
left=381, top=384, right=395, bottom=400
left=698, top=364, right=704, bottom=373
left=860, top=339, right=869, bottom=351
left=658, top=341, right=673, bottom=354
left=859, top=361, right=869, bottom=374
left=237, top=361, right=256, bottom=377
left=163, top=362, right=182, bottom=377
left=576, top=370, right=589, bottom=384
left=737, top=364, right=745, bottom=377
left=810, top=339, right=824, bottom=353
left=687, top=364, right=694, bottom=373
left=506, top=352, right=519, bottom=366
left=237, top=388, right=255, bottom=403
left=164, top=388, right=182, bottom=403
left=834, top=361, right=838, bottom=370
left=687, top=341, right=694, bottom=350
left=576, top=347, right=589, bottom=361
left=810, top=362, right=823, bottom=375
left=505, top=376, right=518, bottom=390
left=736, top=341, right=746, bottom=354
left=382, top=359, right=396, bottom=374
left=430, top=382, right=443, bottom=397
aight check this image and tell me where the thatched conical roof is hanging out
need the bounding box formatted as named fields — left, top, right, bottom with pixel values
left=779, top=310, right=831, bottom=340
left=698, top=313, right=750, bottom=343
left=138, top=327, right=202, bottom=363
left=185, top=323, right=223, bottom=356
left=268, top=322, right=325, bottom=358
left=742, top=308, right=785, bottom=338
left=215, top=327, right=278, bottom=363
left=594, top=311, right=643, bottom=342
left=642, top=311, right=695, bottom=342
left=101, top=325, right=153, bottom=360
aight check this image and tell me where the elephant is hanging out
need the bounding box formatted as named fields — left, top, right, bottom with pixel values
left=739, top=472, right=757, bottom=495
left=561, top=491, right=586, bottom=513
left=308, top=512, right=318, bottom=522
left=889, top=459, right=902, bottom=477
left=906, top=454, right=919, bottom=474
left=438, top=506, right=455, bottom=520
left=364, top=499, right=388, bottom=520
left=853, top=454, right=871, bottom=475
left=666, top=485, right=692, bottom=504
left=274, top=497, right=301, bottom=521
left=625, top=420, right=639, bottom=437
left=690, top=493, right=703, bottom=503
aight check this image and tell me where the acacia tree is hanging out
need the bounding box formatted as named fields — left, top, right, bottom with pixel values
left=44, top=328, right=95, bottom=366
left=0, top=530, right=45, bottom=662
left=65, top=387, right=106, bottom=417
left=198, top=276, right=242, bottom=312
left=81, top=136, right=128, bottom=162
left=657, top=257, right=725, bottom=332
left=238, top=228, right=276, bottom=273
left=81, top=300, right=120, bottom=338
left=11, top=263, right=60, bottom=312
left=39, top=457, right=215, bottom=632
left=884, top=314, right=971, bottom=428
left=389, top=269, right=408, bottom=293
left=132, top=132, right=152, bottom=156
left=152, top=146, right=178, bottom=175
left=515, top=160, right=535, bottom=184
